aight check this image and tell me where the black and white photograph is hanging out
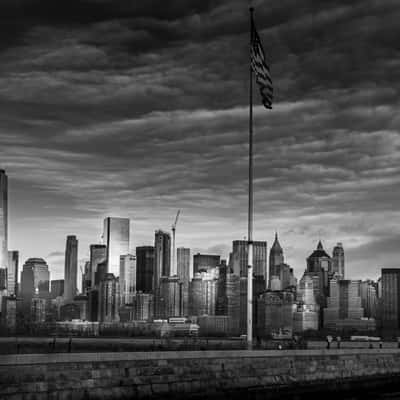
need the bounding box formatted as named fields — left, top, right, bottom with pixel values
left=0, top=0, right=399, bottom=399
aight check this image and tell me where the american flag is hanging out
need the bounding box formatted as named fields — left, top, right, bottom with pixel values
left=251, top=19, right=273, bottom=109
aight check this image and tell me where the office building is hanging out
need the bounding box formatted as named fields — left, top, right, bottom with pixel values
left=269, top=233, right=284, bottom=285
left=189, top=270, right=219, bottom=316
left=293, top=305, right=319, bottom=332
left=323, top=279, right=365, bottom=329
left=103, top=217, right=130, bottom=277
left=133, top=292, right=154, bottom=321
left=177, top=247, right=190, bottom=315
left=73, top=295, right=89, bottom=321
left=360, top=280, right=378, bottom=319
left=136, top=246, right=155, bottom=293
left=193, top=253, right=220, bottom=274
left=154, top=230, right=171, bottom=290
left=31, top=290, right=47, bottom=324
left=81, top=261, right=90, bottom=294
left=231, top=240, right=267, bottom=279
left=1, top=296, right=17, bottom=333
left=257, top=290, right=296, bottom=338
left=7, top=251, right=18, bottom=296
left=64, top=235, right=78, bottom=302
left=120, top=254, right=136, bottom=305
left=381, top=268, right=400, bottom=332
left=0, top=268, right=6, bottom=290
left=20, top=258, right=50, bottom=306
left=51, top=279, right=64, bottom=299
left=98, top=273, right=120, bottom=323
left=157, top=276, right=181, bottom=319
left=89, top=244, right=107, bottom=288
left=331, top=242, right=345, bottom=278
left=0, top=170, right=7, bottom=270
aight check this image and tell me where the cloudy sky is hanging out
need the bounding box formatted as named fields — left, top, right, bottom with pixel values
left=0, top=0, right=399, bottom=281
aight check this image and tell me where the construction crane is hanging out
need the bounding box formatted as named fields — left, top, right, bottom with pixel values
left=171, top=210, right=181, bottom=275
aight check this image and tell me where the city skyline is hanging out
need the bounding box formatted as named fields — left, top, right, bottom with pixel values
left=0, top=1, right=399, bottom=281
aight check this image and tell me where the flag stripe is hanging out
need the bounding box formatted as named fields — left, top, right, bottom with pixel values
left=251, top=18, right=273, bottom=109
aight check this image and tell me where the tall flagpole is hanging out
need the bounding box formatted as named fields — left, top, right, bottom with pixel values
left=247, top=6, right=254, bottom=349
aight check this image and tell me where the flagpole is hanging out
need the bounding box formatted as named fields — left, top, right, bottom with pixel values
left=247, top=6, right=254, bottom=349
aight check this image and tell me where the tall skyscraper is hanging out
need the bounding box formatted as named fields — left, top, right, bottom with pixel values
left=64, top=235, right=78, bottom=302
left=154, top=230, right=171, bottom=290
left=103, top=217, right=130, bottom=277
left=269, top=233, right=283, bottom=283
left=189, top=269, right=219, bottom=317
left=7, top=250, right=18, bottom=296
left=120, top=254, right=136, bottom=305
left=89, top=244, right=107, bottom=288
left=382, top=268, right=400, bottom=332
left=231, top=240, right=267, bottom=279
left=360, top=280, right=378, bottom=319
left=0, top=170, right=8, bottom=270
left=193, top=253, right=220, bottom=274
left=332, top=242, right=345, bottom=278
left=136, top=246, right=155, bottom=293
left=177, top=247, right=190, bottom=316
left=21, top=258, right=50, bottom=306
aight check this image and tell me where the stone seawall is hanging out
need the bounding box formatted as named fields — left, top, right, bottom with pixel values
left=1, top=349, right=400, bottom=399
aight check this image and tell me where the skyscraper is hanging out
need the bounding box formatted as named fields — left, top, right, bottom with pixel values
left=381, top=268, right=400, bottom=332
left=360, top=280, right=378, bottom=319
left=21, top=258, right=50, bottom=307
left=231, top=240, right=267, bottom=279
left=51, top=279, right=64, bottom=299
left=332, top=242, right=345, bottom=278
left=189, top=269, right=219, bottom=317
left=323, top=279, right=373, bottom=331
left=154, top=230, right=171, bottom=290
left=7, top=250, right=18, bottom=296
left=103, top=217, right=130, bottom=277
left=157, top=276, right=181, bottom=319
left=269, top=233, right=283, bottom=283
left=120, top=254, right=136, bottom=305
left=136, top=246, right=155, bottom=293
left=64, top=235, right=78, bottom=302
left=89, top=244, right=107, bottom=288
left=177, top=247, right=190, bottom=316
left=98, top=273, right=120, bottom=322
left=0, top=170, right=7, bottom=270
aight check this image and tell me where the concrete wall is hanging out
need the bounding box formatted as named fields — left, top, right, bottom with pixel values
left=1, top=349, right=400, bottom=399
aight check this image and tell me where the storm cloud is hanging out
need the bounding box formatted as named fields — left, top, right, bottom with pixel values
left=1, top=0, right=399, bottom=280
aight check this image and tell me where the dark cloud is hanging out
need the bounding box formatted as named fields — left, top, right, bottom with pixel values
left=1, top=0, right=399, bottom=280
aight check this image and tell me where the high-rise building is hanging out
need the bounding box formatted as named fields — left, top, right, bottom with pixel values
left=81, top=261, right=91, bottom=294
left=103, top=217, right=130, bottom=277
left=20, top=258, right=50, bottom=307
left=89, top=244, right=107, bottom=289
left=381, top=268, right=400, bottom=332
left=98, top=273, right=120, bottom=323
left=306, top=241, right=332, bottom=274
left=136, top=246, right=155, bottom=293
left=51, top=279, right=64, bottom=299
left=132, top=292, right=154, bottom=321
left=1, top=296, right=18, bottom=333
left=31, top=291, right=47, bottom=324
left=360, top=280, right=378, bottom=319
left=177, top=247, right=190, bottom=316
left=0, top=170, right=8, bottom=271
left=7, top=250, right=18, bottom=296
left=189, top=269, right=219, bottom=317
left=157, top=276, right=181, bottom=319
left=269, top=233, right=283, bottom=284
left=193, top=253, right=220, bottom=274
left=323, top=279, right=365, bottom=329
left=154, top=230, right=171, bottom=290
left=257, top=290, right=295, bottom=337
left=120, top=254, right=136, bottom=305
left=332, top=242, right=345, bottom=278
left=64, top=235, right=78, bottom=302
left=0, top=268, right=6, bottom=290
left=231, top=240, right=267, bottom=279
